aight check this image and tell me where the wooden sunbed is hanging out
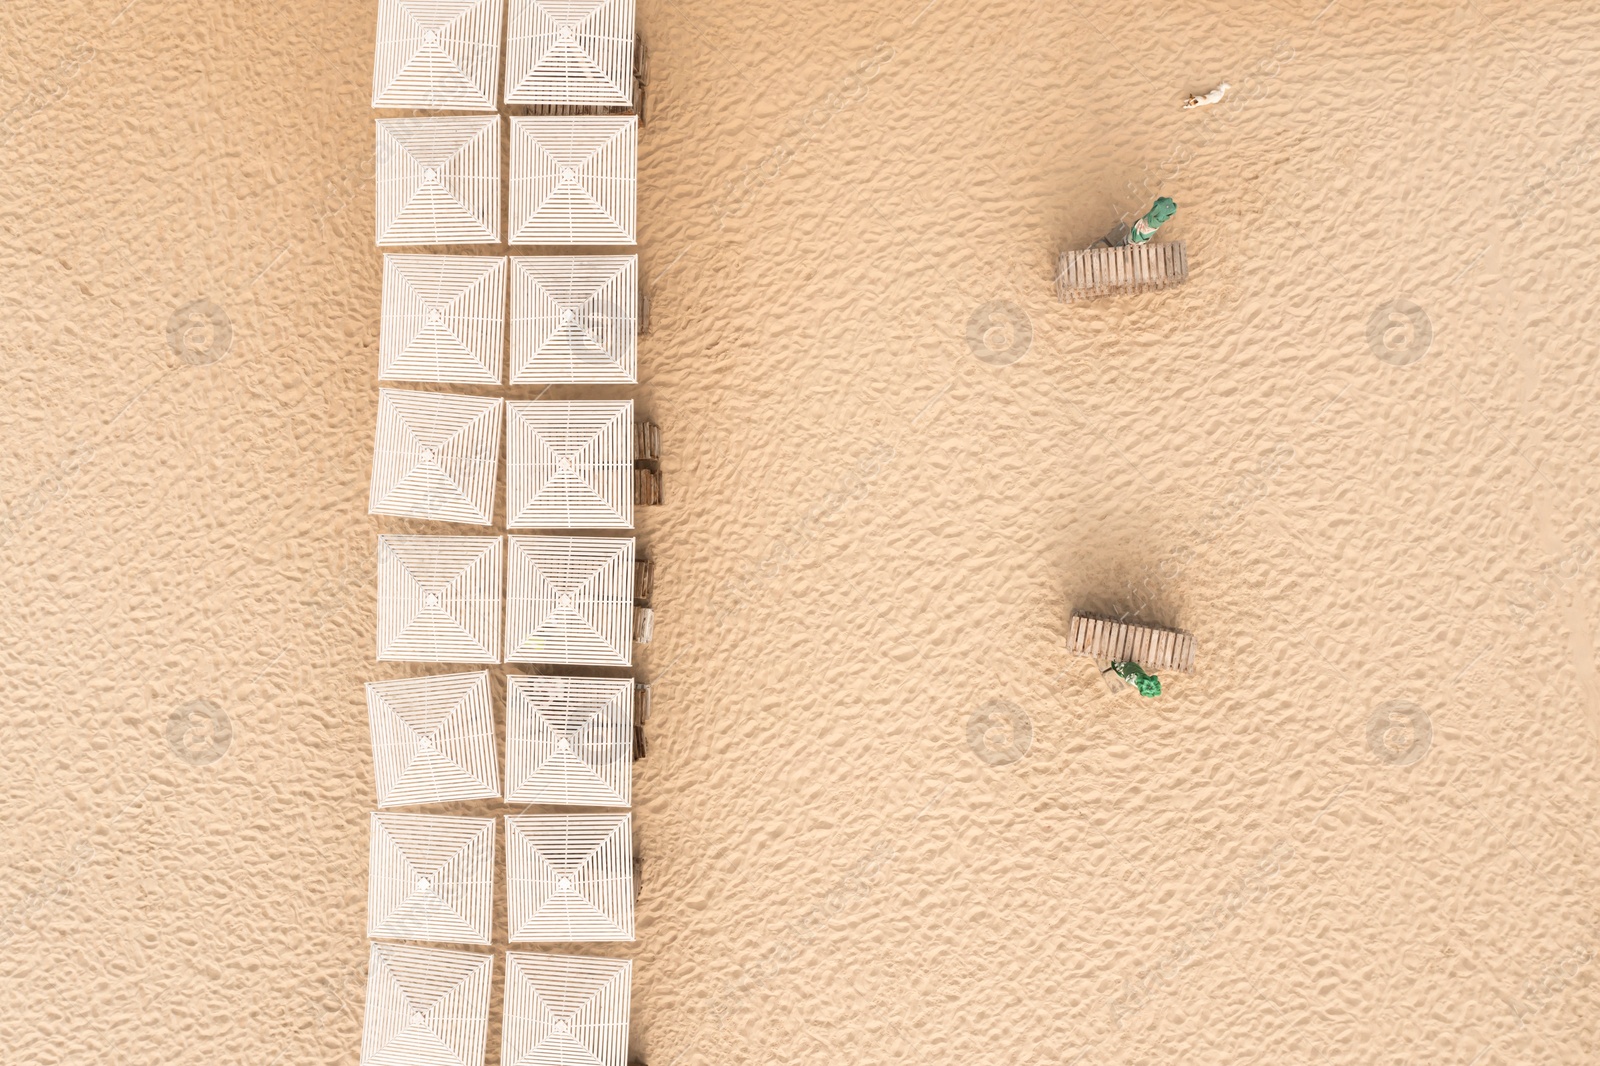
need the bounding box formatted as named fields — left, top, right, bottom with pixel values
left=634, top=468, right=662, bottom=505
left=634, top=420, right=661, bottom=461
left=1068, top=612, right=1196, bottom=674
left=634, top=557, right=654, bottom=645
left=632, top=681, right=651, bottom=760
left=1055, top=241, right=1188, bottom=303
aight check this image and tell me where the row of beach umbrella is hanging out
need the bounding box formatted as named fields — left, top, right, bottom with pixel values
left=360, top=4, right=649, bottom=1066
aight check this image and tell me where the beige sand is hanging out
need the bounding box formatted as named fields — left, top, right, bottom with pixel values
left=4, top=0, right=1599, bottom=1062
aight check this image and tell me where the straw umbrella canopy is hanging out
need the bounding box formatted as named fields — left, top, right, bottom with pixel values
left=503, top=0, right=635, bottom=106
left=368, top=812, right=496, bottom=945
left=372, top=0, right=504, bottom=110
left=366, top=671, right=500, bottom=807
left=360, top=942, right=492, bottom=1066
left=501, top=952, right=631, bottom=1066
left=380, top=254, right=507, bottom=385
left=509, top=116, right=636, bottom=245
left=377, top=116, right=501, bottom=245
left=509, top=255, right=637, bottom=384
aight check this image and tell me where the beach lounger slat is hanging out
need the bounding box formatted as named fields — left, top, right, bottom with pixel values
left=1057, top=241, right=1188, bottom=303
left=1067, top=612, right=1197, bottom=677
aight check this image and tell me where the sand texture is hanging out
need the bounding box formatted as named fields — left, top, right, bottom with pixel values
left=3, top=0, right=1600, bottom=1062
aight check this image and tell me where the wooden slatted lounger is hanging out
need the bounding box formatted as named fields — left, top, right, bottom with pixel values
left=633, top=681, right=650, bottom=760
left=1068, top=612, right=1196, bottom=675
left=1055, top=241, right=1189, bottom=303
left=634, top=557, right=654, bottom=645
left=634, top=420, right=660, bottom=461
left=633, top=420, right=662, bottom=505
left=633, top=469, right=663, bottom=505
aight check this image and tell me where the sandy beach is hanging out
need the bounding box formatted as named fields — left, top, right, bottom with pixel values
left=3, top=0, right=1599, bottom=1062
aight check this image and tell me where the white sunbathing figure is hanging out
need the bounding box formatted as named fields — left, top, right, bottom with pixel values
left=1183, top=82, right=1229, bottom=109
